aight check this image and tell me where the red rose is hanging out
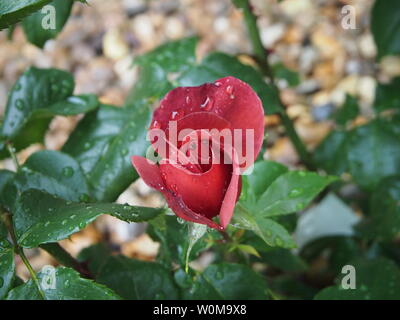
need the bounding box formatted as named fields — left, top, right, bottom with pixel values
left=131, top=76, right=264, bottom=230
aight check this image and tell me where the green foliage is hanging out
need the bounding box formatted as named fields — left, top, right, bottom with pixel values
left=0, top=67, right=99, bottom=158
left=356, top=176, right=400, bottom=241
left=371, top=0, right=400, bottom=60
left=22, top=0, right=73, bottom=48
left=176, top=263, right=269, bottom=300
left=128, top=37, right=281, bottom=114
left=148, top=215, right=215, bottom=267
left=314, top=118, right=400, bottom=190
left=95, top=255, right=179, bottom=300
left=1, top=2, right=399, bottom=300
left=62, top=102, right=151, bottom=202
left=6, top=267, right=120, bottom=300
left=0, top=248, right=15, bottom=299
left=234, top=161, right=336, bottom=249
left=315, top=258, right=400, bottom=300
left=374, top=77, right=400, bottom=113
left=0, top=0, right=51, bottom=30
left=13, top=189, right=162, bottom=248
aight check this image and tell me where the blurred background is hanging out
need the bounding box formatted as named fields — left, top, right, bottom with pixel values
left=1, top=0, right=394, bottom=280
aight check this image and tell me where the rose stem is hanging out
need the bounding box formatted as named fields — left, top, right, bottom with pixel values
left=233, top=0, right=315, bottom=170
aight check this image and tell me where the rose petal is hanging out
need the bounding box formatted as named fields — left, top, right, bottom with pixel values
left=151, top=76, right=264, bottom=169
left=159, top=156, right=232, bottom=219
left=131, top=156, right=223, bottom=230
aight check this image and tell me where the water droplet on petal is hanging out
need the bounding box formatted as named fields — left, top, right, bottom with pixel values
left=152, top=120, right=161, bottom=129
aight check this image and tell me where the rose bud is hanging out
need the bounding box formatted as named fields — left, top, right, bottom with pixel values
left=132, top=76, right=264, bottom=230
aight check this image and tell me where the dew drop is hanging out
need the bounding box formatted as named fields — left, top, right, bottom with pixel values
left=275, top=237, right=283, bottom=246
left=185, top=96, right=191, bottom=105
left=171, top=184, right=178, bottom=193
left=296, top=202, right=304, bottom=211
left=289, top=189, right=302, bottom=197
left=62, top=166, right=74, bottom=177
left=83, top=142, right=92, bottom=150
left=121, top=148, right=128, bottom=156
left=15, top=99, right=25, bottom=110
left=155, top=292, right=165, bottom=300
left=61, top=219, right=68, bottom=225
left=226, top=85, right=233, bottom=95
left=177, top=217, right=185, bottom=224
left=152, top=120, right=161, bottom=129
left=200, top=96, right=213, bottom=111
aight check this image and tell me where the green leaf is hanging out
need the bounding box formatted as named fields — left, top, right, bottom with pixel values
left=64, top=102, right=151, bottom=201
left=77, top=243, right=112, bottom=278
left=315, top=258, right=400, bottom=300
left=313, top=130, right=349, bottom=175
left=234, top=206, right=296, bottom=249
left=0, top=68, right=98, bottom=159
left=22, top=0, right=73, bottom=48
left=127, top=63, right=173, bottom=103
left=300, top=236, right=361, bottom=274
left=256, top=171, right=337, bottom=217
left=346, top=119, right=400, bottom=191
left=178, top=52, right=281, bottom=114
left=185, top=222, right=208, bottom=272
left=334, top=94, right=359, bottom=126
left=0, top=170, right=16, bottom=209
left=272, top=63, right=300, bottom=87
left=6, top=267, right=120, bottom=300
left=135, top=36, right=197, bottom=72
left=0, top=0, right=51, bottom=30
left=13, top=189, right=163, bottom=248
left=371, top=0, right=400, bottom=60
left=374, top=78, right=400, bottom=113
left=236, top=244, right=261, bottom=258
left=245, top=161, right=288, bottom=199
left=96, top=255, right=179, bottom=300
left=127, top=37, right=197, bottom=104
left=12, top=150, right=91, bottom=202
left=0, top=247, right=15, bottom=299
left=181, top=263, right=269, bottom=300
left=356, top=176, right=400, bottom=240
left=259, top=248, right=307, bottom=273
left=1, top=67, right=74, bottom=139
left=148, top=215, right=213, bottom=266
